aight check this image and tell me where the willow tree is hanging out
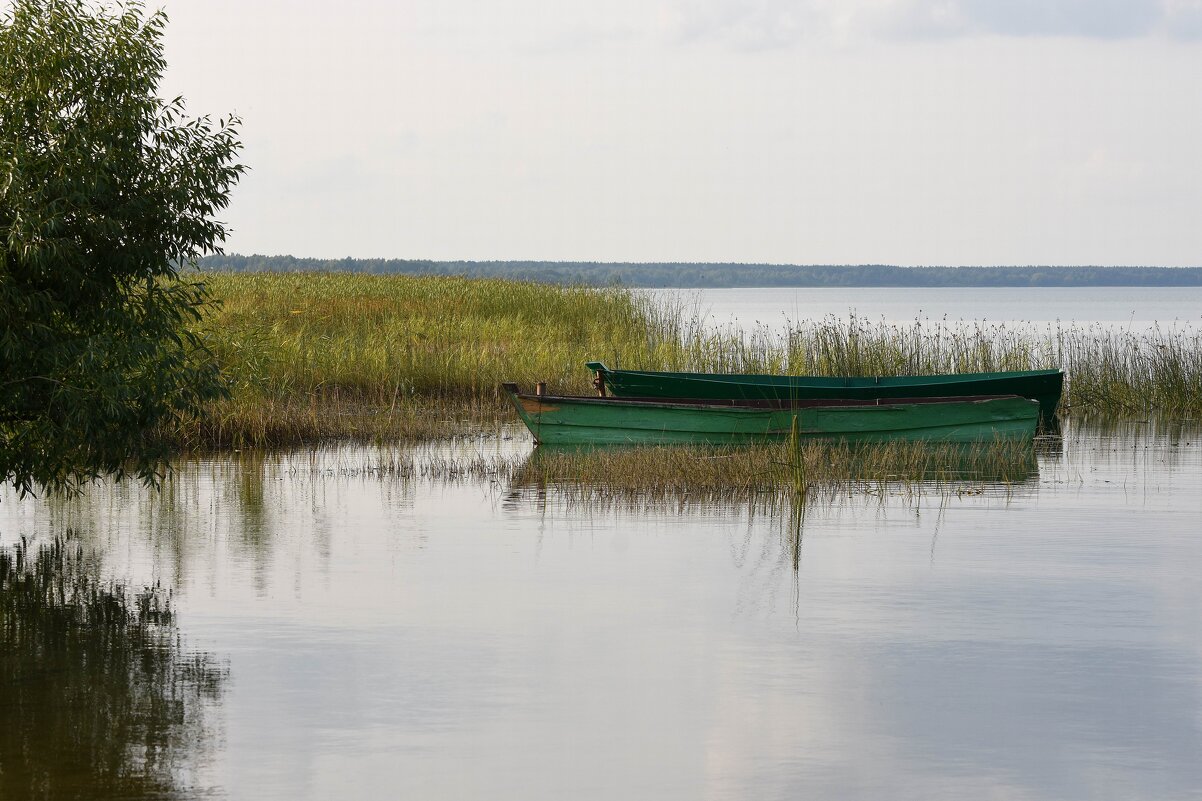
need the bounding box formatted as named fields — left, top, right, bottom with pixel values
left=1, top=0, right=244, bottom=495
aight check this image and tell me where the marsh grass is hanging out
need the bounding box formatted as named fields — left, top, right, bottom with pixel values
left=659, top=312, right=1202, bottom=417
left=805, top=318, right=1202, bottom=417
left=181, top=272, right=668, bottom=446
left=173, top=395, right=509, bottom=450
left=200, top=271, right=659, bottom=400
left=189, top=272, right=1202, bottom=447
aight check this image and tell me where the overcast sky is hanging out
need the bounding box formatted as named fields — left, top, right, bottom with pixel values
left=158, top=0, right=1202, bottom=265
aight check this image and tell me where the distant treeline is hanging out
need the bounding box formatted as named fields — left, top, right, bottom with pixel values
left=198, top=255, right=1202, bottom=288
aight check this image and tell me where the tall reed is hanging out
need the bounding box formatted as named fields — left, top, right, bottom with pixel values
left=639, top=311, right=1202, bottom=418
left=183, top=272, right=668, bottom=446
left=187, top=273, right=1202, bottom=446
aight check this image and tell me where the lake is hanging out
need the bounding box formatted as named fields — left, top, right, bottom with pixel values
left=650, top=286, right=1202, bottom=331
left=2, top=288, right=1201, bottom=800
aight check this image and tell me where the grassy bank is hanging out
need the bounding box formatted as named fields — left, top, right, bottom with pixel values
left=183, top=272, right=1202, bottom=447
left=182, top=272, right=670, bottom=446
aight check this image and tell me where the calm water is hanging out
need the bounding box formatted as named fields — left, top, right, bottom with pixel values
left=3, top=289, right=1202, bottom=800
left=653, top=286, right=1202, bottom=330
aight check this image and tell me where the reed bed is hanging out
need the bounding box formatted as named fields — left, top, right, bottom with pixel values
left=199, top=271, right=650, bottom=398
left=181, top=272, right=663, bottom=446
left=654, top=312, right=1202, bottom=418
left=177, top=396, right=506, bottom=450
left=187, top=273, right=1202, bottom=447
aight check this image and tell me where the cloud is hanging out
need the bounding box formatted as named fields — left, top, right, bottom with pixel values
left=954, top=0, right=1160, bottom=39
left=664, top=1, right=828, bottom=49
left=663, top=0, right=1202, bottom=47
left=1161, top=0, right=1202, bottom=38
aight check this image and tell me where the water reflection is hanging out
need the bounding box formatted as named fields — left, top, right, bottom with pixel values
left=0, top=536, right=224, bottom=800
left=503, top=438, right=1043, bottom=513
left=1, top=421, right=1200, bottom=799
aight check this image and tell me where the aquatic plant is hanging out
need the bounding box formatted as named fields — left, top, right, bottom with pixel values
left=179, top=273, right=1202, bottom=447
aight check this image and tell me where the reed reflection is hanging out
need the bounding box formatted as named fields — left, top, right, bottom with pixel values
left=502, top=438, right=1041, bottom=512
left=502, top=440, right=1042, bottom=619
left=0, top=536, right=224, bottom=800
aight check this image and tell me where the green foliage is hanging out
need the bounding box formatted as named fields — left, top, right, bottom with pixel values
left=0, top=0, right=245, bottom=494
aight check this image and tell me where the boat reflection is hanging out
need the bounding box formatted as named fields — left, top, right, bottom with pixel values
left=503, top=439, right=1041, bottom=509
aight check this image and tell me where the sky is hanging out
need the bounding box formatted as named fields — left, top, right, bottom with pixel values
left=156, top=0, right=1202, bottom=265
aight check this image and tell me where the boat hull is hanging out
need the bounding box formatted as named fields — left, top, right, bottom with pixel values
left=504, top=387, right=1040, bottom=447
left=586, top=362, right=1063, bottom=424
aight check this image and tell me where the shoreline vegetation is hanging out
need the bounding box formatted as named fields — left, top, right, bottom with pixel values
left=197, top=255, right=1202, bottom=289
left=179, top=272, right=1202, bottom=454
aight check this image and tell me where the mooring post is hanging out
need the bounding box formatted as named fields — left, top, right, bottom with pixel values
left=593, top=369, right=606, bottom=397
left=536, top=382, right=547, bottom=397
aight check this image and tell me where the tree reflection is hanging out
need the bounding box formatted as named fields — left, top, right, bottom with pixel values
left=0, top=536, right=224, bottom=800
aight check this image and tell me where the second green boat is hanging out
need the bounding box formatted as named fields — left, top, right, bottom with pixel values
left=503, top=384, right=1040, bottom=447
left=586, top=362, right=1063, bottom=424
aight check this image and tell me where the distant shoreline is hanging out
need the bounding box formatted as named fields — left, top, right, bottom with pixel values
left=199, top=255, right=1202, bottom=288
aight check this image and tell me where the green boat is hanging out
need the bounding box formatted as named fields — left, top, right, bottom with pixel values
left=586, top=362, right=1063, bottom=424
left=503, top=383, right=1040, bottom=447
